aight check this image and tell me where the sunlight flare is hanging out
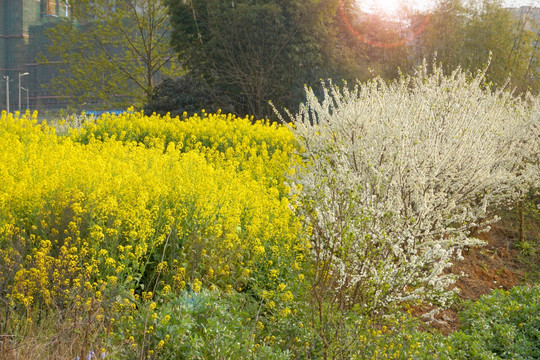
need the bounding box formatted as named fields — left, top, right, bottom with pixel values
left=358, top=0, right=434, bottom=17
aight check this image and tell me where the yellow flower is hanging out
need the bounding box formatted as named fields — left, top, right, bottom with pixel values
left=0, top=110, right=304, bottom=323
left=161, top=315, right=171, bottom=326
left=269, top=269, right=279, bottom=279
left=282, top=291, right=294, bottom=302
left=192, top=278, right=202, bottom=293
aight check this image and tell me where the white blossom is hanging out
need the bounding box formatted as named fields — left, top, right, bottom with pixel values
left=279, top=63, right=539, bottom=314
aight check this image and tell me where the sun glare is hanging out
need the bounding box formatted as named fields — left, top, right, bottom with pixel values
left=340, top=0, right=434, bottom=48
left=358, top=0, right=434, bottom=17
left=377, top=0, right=401, bottom=15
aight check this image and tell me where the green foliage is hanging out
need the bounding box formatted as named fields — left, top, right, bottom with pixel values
left=290, top=285, right=540, bottom=360
left=413, top=0, right=468, bottom=74
left=449, top=285, right=540, bottom=359
left=309, top=0, right=540, bottom=94
left=112, top=289, right=291, bottom=359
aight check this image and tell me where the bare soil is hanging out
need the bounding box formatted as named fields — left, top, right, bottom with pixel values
left=414, top=223, right=532, bottom=335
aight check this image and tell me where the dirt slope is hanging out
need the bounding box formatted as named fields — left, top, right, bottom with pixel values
left=416, top=224, right=530, bottom=334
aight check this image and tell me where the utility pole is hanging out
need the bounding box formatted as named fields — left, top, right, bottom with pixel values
left=3, top=75, right=9, bottom=114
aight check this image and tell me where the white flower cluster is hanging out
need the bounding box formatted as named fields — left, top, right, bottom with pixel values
left=281, top=64, right=539, bottom=314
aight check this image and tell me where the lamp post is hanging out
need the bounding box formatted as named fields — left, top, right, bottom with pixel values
left=21, top=87, right=29, bottom=111
left=2, top=75, right=8, bottom=113
left=19, top=72, right=29, bottom=112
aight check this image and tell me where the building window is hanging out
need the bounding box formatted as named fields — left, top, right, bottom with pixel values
left=41, top=0, right=57, bottom=16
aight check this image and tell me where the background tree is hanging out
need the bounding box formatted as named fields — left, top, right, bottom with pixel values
left=416, top=0, right=539, bottom=93
left=329, top=0, right=539, bottom=94
left=163, top=0, right=538, bottom=119
left=412, top=0, right=468, bottom=73
left=166, top=0, right=339, bottom=119
left=457, top=0, right=539, bottom=92
left=44, top=0, right=178, bottom=109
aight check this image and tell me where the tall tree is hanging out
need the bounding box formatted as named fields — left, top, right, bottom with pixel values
left=415, top=0, right=539, bottom=93
left=414, top=0, right=468, bottom=73
left=461, top=0, right=539, bottom=92
left=44, top=0, right=178, bottom=109
left=166, top=0, right=338, bottom=118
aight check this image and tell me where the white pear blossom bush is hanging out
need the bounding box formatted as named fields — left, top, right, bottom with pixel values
left=280, top=64, right=540, bottom=317
left=525, top=95, right=540, bottom=192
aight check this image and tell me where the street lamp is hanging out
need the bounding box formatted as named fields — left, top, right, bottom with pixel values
left=2, top=75, right=8, bottom=114
left=20, top=87, right=29, bottom=111
left=19, top=72, right=29, bottom=112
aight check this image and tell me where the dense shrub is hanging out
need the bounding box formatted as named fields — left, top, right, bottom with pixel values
left=144, top=76, right=234, bottom=118
left=278, top=64, right=539, bottom=356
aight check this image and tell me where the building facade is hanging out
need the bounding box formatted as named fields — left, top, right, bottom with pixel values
left=1, top=0, right=68, bottom=111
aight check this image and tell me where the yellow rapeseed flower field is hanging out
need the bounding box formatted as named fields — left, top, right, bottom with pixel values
left=0, top=110, right=307, bottom=331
